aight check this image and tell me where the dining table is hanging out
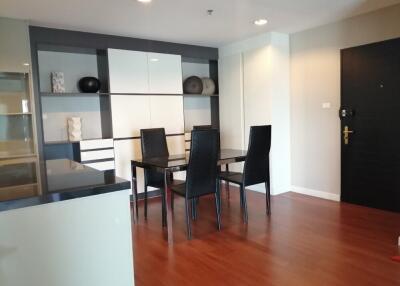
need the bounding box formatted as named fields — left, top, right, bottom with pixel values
left=131, top=148, right=247, bottom=243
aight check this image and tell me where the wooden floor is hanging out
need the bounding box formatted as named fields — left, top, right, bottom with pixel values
left=132, top=186, right=400, bottom=286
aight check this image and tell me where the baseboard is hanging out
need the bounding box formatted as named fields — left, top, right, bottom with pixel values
left=291, top=185, right=340, bottom=202
left=224, top=182, right=289, bottom=196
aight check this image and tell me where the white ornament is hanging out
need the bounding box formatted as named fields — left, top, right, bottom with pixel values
left=67, top=117, right=82, bottom=142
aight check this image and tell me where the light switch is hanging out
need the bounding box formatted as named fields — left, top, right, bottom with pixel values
left=322, top=102, right=331, bottom=109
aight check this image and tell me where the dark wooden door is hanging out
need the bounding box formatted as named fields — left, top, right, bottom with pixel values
left=341, top=38, right=400, bottom=212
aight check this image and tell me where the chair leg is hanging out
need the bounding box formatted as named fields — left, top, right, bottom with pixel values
left=161, top=189, right=167, bottom=227
left=171, top=191, right=174, bottom=211
left=265, top=182, right=271, bottom=215
left=144, top=185, right=148, bottom=220
left=239, top=186, right=244, bottom=209
left=225, top=181, right=230, bottom=199
left=133, top=181, right=139, bottom=220
left=241, top=184, right=248, bottom=224
left=215, top=193, right=221, bottom=231
left=217, top=179, right=222, bottom=211
left=191, top=198, right=197, bottom=220
left=225, top=164, right=230, bottom=199
left=185, top=198, right=192, bottom=240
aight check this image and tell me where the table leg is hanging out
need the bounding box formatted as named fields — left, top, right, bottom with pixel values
left=225, top=164, right=230, bottom=199
left=164, top=170, right=174, bottom=243
left=131, top=164, right=139, bottom=221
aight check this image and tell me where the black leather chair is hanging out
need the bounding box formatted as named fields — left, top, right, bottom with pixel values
left=170, top=129, right=221, bottom=240
left=219, top=125, right=271, bottom=223
left=140, top=128, right=169, bottom=225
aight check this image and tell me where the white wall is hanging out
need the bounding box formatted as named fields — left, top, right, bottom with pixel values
left=218, top=54, right=244, bottom=151
left=290, top=4, right=400, bottom=200
left=219, top=32, right=291, bottom=195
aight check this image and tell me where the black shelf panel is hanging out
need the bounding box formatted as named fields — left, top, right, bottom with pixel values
left=40, top=92, right=108, bottom=97
left=41, top=92, right=219, bottom=97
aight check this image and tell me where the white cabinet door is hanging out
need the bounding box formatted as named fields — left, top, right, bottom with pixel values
left=111, top=94, right=151, bottom=138
left=148, top=53, right=183, bottom=94
left=108, top=49, right=149, bottom=93
left=167, top=135, right=186, bottom=181
left=150, top=96, right=184, bottom=134
left=114, top=139, right=145, bottom=194
left=166, top=135, right=185, bottom=155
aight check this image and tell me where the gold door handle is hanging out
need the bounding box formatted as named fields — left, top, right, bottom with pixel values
left=343, top=126, right=354, bottom=145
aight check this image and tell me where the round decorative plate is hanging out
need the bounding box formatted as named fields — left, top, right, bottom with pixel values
left=183, top=76, right=203, bottom=94
left=201, top=77, right=216, bottom=95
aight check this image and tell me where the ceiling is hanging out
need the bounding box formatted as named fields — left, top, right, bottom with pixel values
left=1, top=0, right=399, bottom=47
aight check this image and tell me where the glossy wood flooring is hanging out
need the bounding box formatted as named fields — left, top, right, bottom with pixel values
left=132, top=187, right=400, bottom=286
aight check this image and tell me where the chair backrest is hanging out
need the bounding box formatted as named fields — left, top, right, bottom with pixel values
left=185, top=129, right=219, bottom=199
left=140, top=128, right=169, bottom=159
left=243, top=125, right=271, bottom=186
left=193, top=125, right=212, bottom=130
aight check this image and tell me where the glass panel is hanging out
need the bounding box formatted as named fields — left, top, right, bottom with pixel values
left=0, top=73, right=34, bottom=158
left=0, top=162, right=37, bottom=188
left=0, top=72, right=30, bottom=114
left=0, top=162, right=37, bottom=201
left=0, top=114, right=34, bottom=158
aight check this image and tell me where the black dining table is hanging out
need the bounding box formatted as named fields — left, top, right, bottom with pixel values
left=131, top=148, right=247, bottom=243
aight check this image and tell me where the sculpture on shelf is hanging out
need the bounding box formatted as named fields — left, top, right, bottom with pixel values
left=201, top=77, right=216, bottom=95
left=78, top=77, right=101, bottom=93
left=51, top=72, right=65, bottom=93
left=183, top=76, right=203, bottom=94
left=67, top=117, right=82, bottom=142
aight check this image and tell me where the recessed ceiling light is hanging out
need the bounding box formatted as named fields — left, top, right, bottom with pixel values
left=23, top=63, right=30, bottom=66
left=137, top=0, right=151, bottom=3
left=150, top=58, right=159, bottom=62
left=254, top=19, right=268, bottom=26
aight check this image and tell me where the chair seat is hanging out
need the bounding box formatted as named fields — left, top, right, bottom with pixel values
left=170, top=182, right=186, bottom=196
left=219, top=171, right=243, bottom=185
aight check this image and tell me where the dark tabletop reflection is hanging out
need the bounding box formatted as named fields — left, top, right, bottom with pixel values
left=0, top=159, right=130, bottom=212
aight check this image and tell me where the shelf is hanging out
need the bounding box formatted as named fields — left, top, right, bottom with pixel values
left=41, top=92, right=218, bottom=97
left=44, top=140, right=80, bottom=145
left=44, top=137, right=113, bottom=145
left=0, top=112, right=32, bottom=116
left=0, top=157, right=38, bottom=165
left=0, top=183, right=38, bottom=201
left=0, top=183, right=37, bottom=192
left=41, top=92, right=108, bottom=97
left=0, top=140, right=35, bottom=160
left=183, top=94, right=218, bottom=97
left=0, top=153, right=37, bottom=160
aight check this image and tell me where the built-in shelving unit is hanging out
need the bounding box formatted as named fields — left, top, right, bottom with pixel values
left=181, top=58, right=219, bottom=131
left=37, top=45, right=112, bottom=153
left=30, top=26, right=219, bottom=188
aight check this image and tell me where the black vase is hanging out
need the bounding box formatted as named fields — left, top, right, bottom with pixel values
left=183, top=76, right=203, bottom=94
left=78, top=77, right=101, bottom=93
